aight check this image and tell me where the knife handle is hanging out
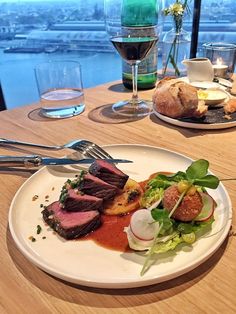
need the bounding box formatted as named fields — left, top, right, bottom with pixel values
left=0, top=155, right=42, bottom=168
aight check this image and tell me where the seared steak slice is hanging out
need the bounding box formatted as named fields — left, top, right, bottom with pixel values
left=79, top=173, right=118, bottom=201
left=89, top=159, right=129, bottom=189
left=62, top=189, right=103, bottom=212
left=42, top=201, right=101, bottom=240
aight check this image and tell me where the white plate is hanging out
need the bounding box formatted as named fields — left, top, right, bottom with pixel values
left=8, top=145, right=232, bottom=288
left=180, top=77, right=228, bottom=90
left=153, top=107, right=236, bottom=130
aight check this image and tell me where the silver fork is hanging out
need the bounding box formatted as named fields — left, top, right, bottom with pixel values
left=0, top=138, right=113, bottom=160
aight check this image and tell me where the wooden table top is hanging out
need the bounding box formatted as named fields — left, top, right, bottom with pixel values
left=1, top=81, right=235, bottom=314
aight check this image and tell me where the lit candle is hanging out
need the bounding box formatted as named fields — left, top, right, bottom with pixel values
left=212, top=58, right=228, bottom=78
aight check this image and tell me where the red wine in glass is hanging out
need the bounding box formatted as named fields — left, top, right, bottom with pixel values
left=111, top=36, right=158, bottom=63
left=110, top=35, right=158, bottom=117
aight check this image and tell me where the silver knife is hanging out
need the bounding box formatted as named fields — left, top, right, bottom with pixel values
left=0, top=155, right=132, bottom=168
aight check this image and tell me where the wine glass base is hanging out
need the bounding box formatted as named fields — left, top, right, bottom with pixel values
left=39, top=104, right=85, bottom=119
left=112, top=100, right=152, bottom=117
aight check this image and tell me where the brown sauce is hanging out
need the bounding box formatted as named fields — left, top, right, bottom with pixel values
left=80, top=172, right=170, bottom=252
left=82, top=213, right=133, bottom=252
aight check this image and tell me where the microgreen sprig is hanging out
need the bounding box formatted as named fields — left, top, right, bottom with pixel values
left=149, top=159, right=219, bottom=191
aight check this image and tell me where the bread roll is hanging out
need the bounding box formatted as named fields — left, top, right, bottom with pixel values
left=153, top=78, right=207, bottom=119
left=224, top=99, right=236, bottom=114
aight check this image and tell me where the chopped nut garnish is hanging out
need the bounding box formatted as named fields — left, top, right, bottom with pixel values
left=32, top=195, right=39, bottom=201
left=223, top=114, right=232, bottom=120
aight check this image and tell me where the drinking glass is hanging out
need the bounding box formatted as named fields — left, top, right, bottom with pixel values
left=203, top=42, right=236, bottom=79
left=35, top=60, right=85, bottom=119
left=105, top=0, right=159, bottom=117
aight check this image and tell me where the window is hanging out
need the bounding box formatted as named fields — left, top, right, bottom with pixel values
left=198, top=0, right=236, bottom=53
left=0, top=0, right=235, bottom=110
left=0, top=0, right=121, bottom=109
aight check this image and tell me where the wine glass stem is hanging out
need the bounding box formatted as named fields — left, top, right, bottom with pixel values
left=131, top=62, right=139, bottom=105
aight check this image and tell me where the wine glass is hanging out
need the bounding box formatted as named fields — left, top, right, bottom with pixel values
left=105, top=0, right=159, bottom=117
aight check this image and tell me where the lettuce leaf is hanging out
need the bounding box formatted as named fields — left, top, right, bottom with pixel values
left=151, top=218, right=214, bottom=254
left=152, top=234, right=183, bottom=253
left=141, top=187, right=164, bottom=208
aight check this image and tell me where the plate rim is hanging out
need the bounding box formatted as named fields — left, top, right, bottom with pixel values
left=8, top=144, right=232, bottom=288
left=153, top=107, right=236, bottom=130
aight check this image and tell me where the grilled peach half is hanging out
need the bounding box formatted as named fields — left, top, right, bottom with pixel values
left=104, top=178, right=143, bottom=215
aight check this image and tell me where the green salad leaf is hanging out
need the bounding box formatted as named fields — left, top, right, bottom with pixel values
left=151, top=208, right=173, bottom=235
left=140, top=159, right=219, bottom=276
left=177, top=222, right=195, bottom=234
left=141, top=187, right=164, bottom=208
left=152, top=234, right=183, bottom=254
left=193, top=175, right=219, bottom=189
left=140, top=218, right=214, bottom=275
left=186, top=159, right=209, bottom=179
left=148, top=171, right=187, bottom=189
left=143, top=160, right=219, bottom=198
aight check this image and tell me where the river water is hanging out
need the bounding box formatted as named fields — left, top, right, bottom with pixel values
left=0, top=50, right=121, bottom=109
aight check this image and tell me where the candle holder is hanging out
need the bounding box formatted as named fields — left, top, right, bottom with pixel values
left=202, top=42, right=236, bottom=79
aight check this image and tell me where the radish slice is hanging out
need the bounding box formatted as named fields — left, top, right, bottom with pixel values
left=194, top=193, right=215, bottom=222
left=130, top=209, right=159, bottom=241
left=124, top=226, right=154, bottom=251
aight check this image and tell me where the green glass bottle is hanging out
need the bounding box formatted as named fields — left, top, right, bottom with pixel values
left=121, top=0, right=159, bottom=90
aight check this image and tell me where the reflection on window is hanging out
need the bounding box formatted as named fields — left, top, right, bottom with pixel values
left=198, top=0, right=236, bottom=49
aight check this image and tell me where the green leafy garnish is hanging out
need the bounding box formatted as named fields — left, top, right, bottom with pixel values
left=193, top=175, right=219, bottom=189
left=151, top=209, right=173, bottom=235
left=186, top=159, right=209, bottom=179
left=154, top=159, right=219, bottom=190
left=36, top=225, right=42, bottom=235
left=59, top=170, right=86, bottom=204
left=152, top=234, right=183, bottom=253
left=186, top=159, right=219, bottom=188
left=177, top=222, right=194, bottom=234
left=140, top=159, right=219, bottom=210
left=147, top=171, right=187, bottom=189
left=70, top=170, right=86, bottom=189
left=140, top=159, right=219, bottom=276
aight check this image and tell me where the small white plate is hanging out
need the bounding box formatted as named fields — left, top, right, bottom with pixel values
left=215, top=77, right=233, bottom=89
left=180, top=77, right=227, bottom=90
left=8, top=145, right=232, bottom=288
left=197, top=89, right=229, bottom=106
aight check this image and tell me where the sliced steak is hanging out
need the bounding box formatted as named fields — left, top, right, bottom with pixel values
left=42, top=201, right=101, bottom=240
left=79, top=173, right=118, bottom=201
left=61, top=189, right=103, bottom=212
left=89, top=159, right=129, bottom=189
